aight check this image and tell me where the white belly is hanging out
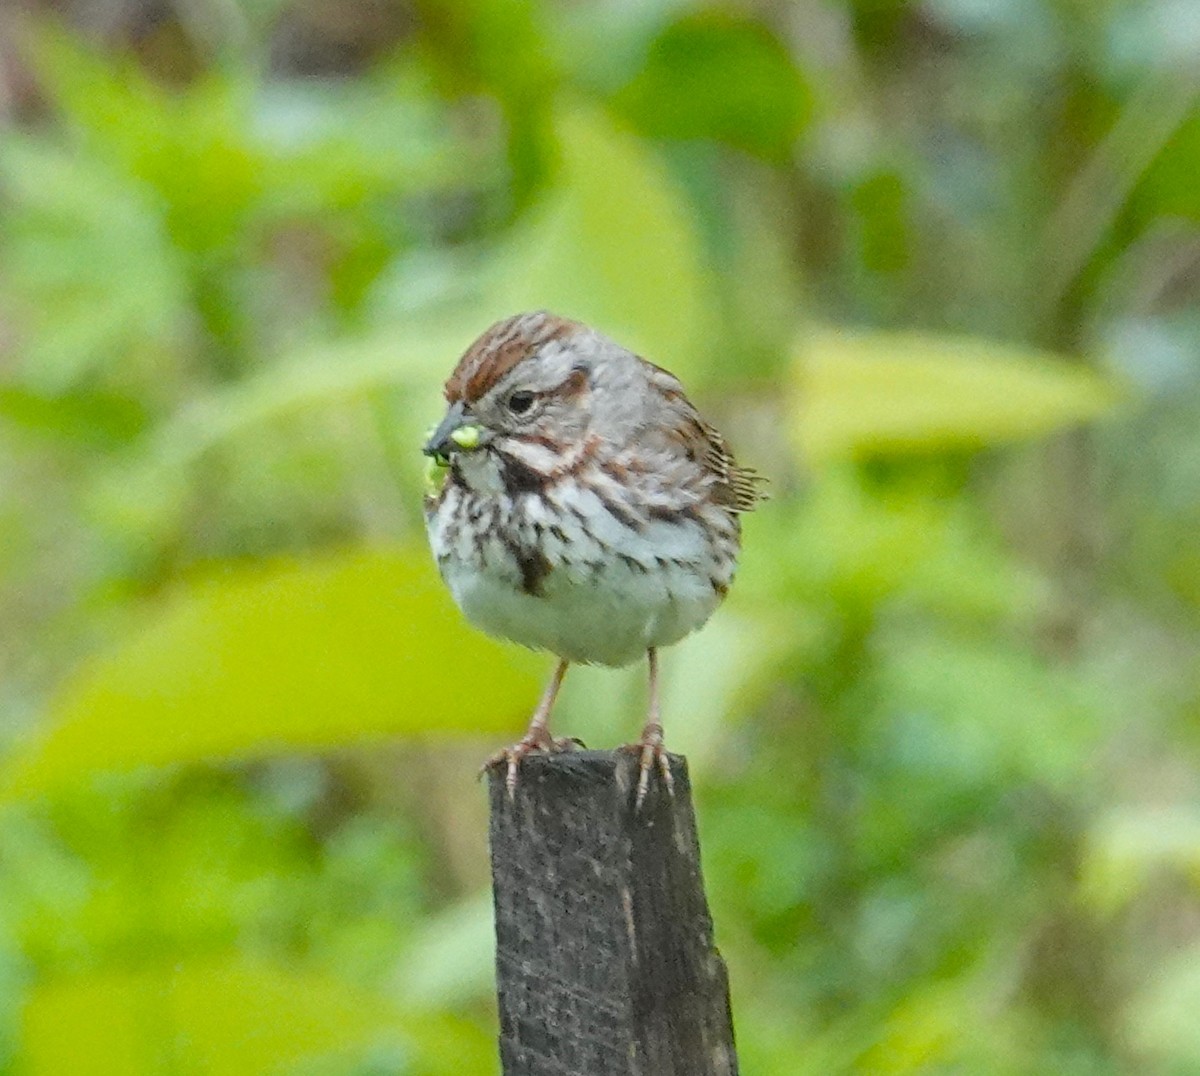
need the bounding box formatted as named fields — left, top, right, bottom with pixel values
left=427, top=480, right=733, bottom=667
left=443, top=550, right=722, bottom=666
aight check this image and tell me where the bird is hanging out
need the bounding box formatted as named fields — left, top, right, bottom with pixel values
left=422, top=311, right=763, bottom=806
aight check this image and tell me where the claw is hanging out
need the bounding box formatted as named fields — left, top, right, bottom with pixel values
left=482, top=731, right=578, bottom=798
left=618, top=734, right=674, bottom=812
left=481, top=658, right=573, bottom=797
left=622, top=647, right=674, bottom=811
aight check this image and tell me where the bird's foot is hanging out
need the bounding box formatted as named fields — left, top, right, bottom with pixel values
left=618, top=724, right=675, bottom=811
left=482, top=729, right=583, bottom=798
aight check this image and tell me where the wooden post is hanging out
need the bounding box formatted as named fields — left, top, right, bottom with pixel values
left=487, top=750, right=738, bottom=1076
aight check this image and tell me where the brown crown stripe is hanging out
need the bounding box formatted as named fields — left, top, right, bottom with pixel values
left=444, top=311, right=579, bottom=404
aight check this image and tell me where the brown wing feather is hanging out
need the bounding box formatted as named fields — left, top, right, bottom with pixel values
left=644, top=360, right=766, bottom=514
left=698, top=418, right=766, bottom=513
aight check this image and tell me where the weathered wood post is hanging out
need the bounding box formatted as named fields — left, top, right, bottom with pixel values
left=487, top=750, right=738, bottom=1076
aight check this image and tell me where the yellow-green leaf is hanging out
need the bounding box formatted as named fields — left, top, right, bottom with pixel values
left=1080, top=806, right=1200, bottom=916
left=21, top=957, right=488, bottom=1075
left=0, top=547, right=541, bottom=799
left=137, top=321, right=467, bottom=473
left=490, top=102, right=711, bottom=378
left=793, top=328, right=1122, bottom=463
left=1125, top=943, right=1200, bottom=1068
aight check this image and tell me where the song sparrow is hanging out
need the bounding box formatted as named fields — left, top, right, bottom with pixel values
left=423, top=311, right=763, bottom=806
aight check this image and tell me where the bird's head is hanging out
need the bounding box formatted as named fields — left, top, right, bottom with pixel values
left=423, top=312, right=606, bottom=491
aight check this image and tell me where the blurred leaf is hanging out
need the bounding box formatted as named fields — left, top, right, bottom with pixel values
left=0, top=548, right=542, bottom=799
left=705, top=173, right=801, bottom=387
left=1137, top=107, right=1200, bottom=223
left=923, top=0, right=1059, bottom=42
left=18, top=26, right=467, bottom=365
left=0, top=809, right=92, bottom=967
left=412, top=0, right=559, bottom=201
left=1125, top=942, right=1200, bottom=1069
left=553, top=0, right=673, bottom=96
left=1, top=783, right=306, bottom=966
left=739, top=474, right=1046, bottom=622
left=417, top=0, right=558, bottom=104
left=1080, top=806, right=1200, bottom=916
left=393, top=891, right=494, bottom=1008
left=131, top=319, right=471, bottom=473
left=253, top=72, right=472, bottom=217
left=851, top=169, right=910, bottom=275
left=22, top=958, right=405, bottom=1075
left=297, top=811, right=428, bottom=981
left=87, top=316, right=475, bottom=548
left=0, top=135, right=188, bottom=392
left=491, top=103, right=711, bottom=378
left=793, top=329, right=1122, bottom=462
left=860, top=981, right=961, bottom=1072
left=25, top=28, right=260, bottom=256
left=858, top=979, right=1028, bottom=1075
left=560, top=609, right=786, bottom=772
left=613, top=10, right=811, bottom=161
left=877, top=630, right=1104, bottom=789
left=659, top=611, right=785, bottom=767
left=391, top=1012, right=495, bottom=1076
left=706, top=803, right=822, bottom=921
left=1043, top=75, right=1200, bottom=310
left=23, top=24, right=174, bottom=166
left=0, top=387, right=148, bottom=449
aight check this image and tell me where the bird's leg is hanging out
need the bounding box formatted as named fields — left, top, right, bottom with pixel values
left=485, top=659, right=577, bottom=797
left=630, top=647, right=675, bottom=809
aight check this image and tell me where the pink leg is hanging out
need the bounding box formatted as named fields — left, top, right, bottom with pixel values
left=485, top=659, right=574, bottom=797
left=632, top=647, right=675, bottom=809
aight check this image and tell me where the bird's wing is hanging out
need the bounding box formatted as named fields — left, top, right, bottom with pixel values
left=643, top=361, right=766, bottom=514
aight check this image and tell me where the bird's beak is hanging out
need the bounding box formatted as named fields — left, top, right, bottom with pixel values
left=423, top=401, right=484, bottom=461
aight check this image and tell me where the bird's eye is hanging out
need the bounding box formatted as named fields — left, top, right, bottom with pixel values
left=506, top=390, right=535, bottom=415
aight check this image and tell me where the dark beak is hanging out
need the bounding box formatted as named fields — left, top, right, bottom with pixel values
left=423, top=401, right=468, bottom=459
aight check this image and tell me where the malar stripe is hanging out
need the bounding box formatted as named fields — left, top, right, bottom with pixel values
left=498, top=453, right=548, bottom=496
left=494, top=448, right=579, bottom=496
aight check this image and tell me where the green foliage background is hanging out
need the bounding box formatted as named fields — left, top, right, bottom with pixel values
left=0, top=0, right=1196, bottom=1071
